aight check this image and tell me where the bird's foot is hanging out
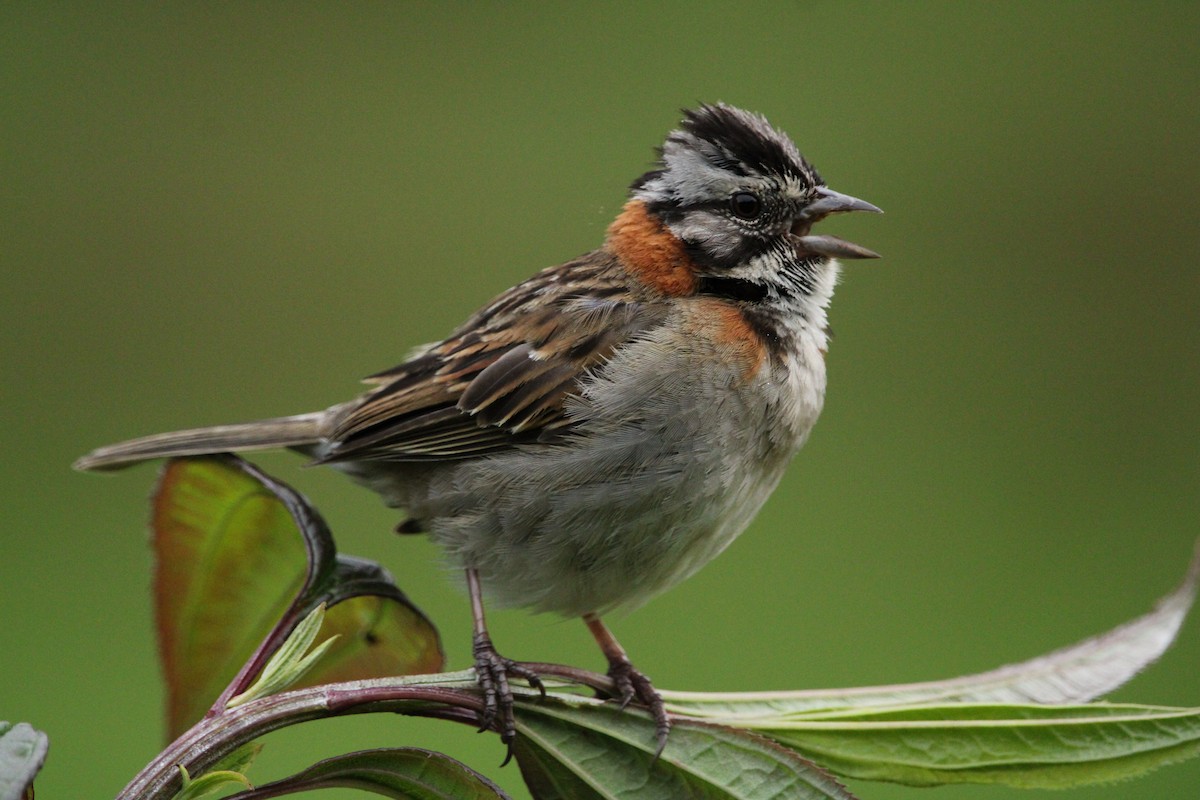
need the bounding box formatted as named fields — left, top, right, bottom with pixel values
left=472, top=631, right=545, bottom=762
left=604, top=656, right=671, bottom=757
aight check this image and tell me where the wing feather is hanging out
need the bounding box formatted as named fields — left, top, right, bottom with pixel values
left=318, top=251, right=663, bottom=463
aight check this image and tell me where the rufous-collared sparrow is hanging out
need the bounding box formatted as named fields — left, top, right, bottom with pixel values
left=76, top=103, right=881, bottom=752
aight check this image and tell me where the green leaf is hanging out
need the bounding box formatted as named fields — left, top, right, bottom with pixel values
left=153, top=456, right=443, bottom=739
left=228, top=604, right=337, bottom=708
left=663, top=539, right=1200, bottom=720
left=0, top=723, right=48, bottom=800
left=210, top=743, right=264, bottom=781
left=513, top=699, right=858, bottom=800
left=289, top=555, right=445, bottom=691
left=753, top=702, right=1200, bottom=788
left=173, top=764, right=253, bottom=800
left=224, top=748, right=510, bottom=799
left=646, top=544, right=1200, bottom=789
left=298, top=592, right=444, bottom=689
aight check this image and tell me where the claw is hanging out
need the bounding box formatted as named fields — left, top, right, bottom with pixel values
left=473, top=633, right=513, bottom=742
left=605, top=656, right=671, bottom=758
left=583, top=614, right=672, bottom=757
left=472, top=631, right=544, bottom=763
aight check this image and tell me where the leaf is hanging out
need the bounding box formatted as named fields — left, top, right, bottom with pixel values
left=173, top=764, right=253, bottom=800
left=154, top=458, right=307, bottom=735
left=755, top=702, right=1200, bottom=788
left=646, top=543, right=1200, bottom=789
left=663, top=539, right=1200, bottom=720
left=224, top=748, right=510, bottom=799
left=153, top=456, right=443, bottom=738
left=298, top=592, right=444, bottom=688
left=0, top=723, right=48, bottom=800
left=292, top=556, right=445, bottom=690
left=228, top=604, right=337, bottom=708
left=209, top=743, right=263, bottom=780
left=513, top=699, right=858, bottom=800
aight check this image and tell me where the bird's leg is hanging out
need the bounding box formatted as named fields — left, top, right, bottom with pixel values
left=583, top=612, right=671, bottom=755
left=467, top=567, right=544, bottom=757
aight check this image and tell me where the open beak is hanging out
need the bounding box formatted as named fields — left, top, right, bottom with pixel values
left=792, top=186, right=882, bottom=260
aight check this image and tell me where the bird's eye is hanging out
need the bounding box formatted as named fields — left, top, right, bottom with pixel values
left=730, top=192, right=762, bottom=220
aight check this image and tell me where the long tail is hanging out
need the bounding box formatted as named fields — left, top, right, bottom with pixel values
left=73, top=412, right=326, bottom=471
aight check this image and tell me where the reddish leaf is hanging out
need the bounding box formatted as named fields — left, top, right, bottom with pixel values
left=152, top=456, right=442, bottom=739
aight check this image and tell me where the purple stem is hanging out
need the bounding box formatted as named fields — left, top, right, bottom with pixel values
left=116, top=679, right=484, bottom=800
left=120, top=661, right=616, bottom=800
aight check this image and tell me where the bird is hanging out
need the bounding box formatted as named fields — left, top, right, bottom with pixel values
left=75, top=103, right=881, bottom=754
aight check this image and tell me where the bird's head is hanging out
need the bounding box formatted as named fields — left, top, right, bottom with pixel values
left=615, top=103, right=880, bottom=302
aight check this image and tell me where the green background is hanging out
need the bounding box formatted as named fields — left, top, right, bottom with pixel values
left=4, top=4, right=1198, bottom=799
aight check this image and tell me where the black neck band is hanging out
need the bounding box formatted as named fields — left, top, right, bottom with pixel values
left=695, top=276, right=770, bottom=302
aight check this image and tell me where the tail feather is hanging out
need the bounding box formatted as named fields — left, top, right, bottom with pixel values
left=73, top=412, right=326, bottom=471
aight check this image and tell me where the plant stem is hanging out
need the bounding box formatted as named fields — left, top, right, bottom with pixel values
left=115, top=665, right=614, bottom=800
left=116, top=677, right=483, bottom=800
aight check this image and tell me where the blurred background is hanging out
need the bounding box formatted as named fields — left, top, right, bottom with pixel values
left=3, top=4, right=1197, bottom=799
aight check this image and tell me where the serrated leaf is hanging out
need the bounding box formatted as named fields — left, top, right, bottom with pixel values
left=0, top=723, right=48, bottom=800
left=224, top=748, right=510, bottom=799
left=664, top=540, right=1200, bottom=720
left=753, top=702, right=1200, bottom=788
left=153, top=456, right=442, bottom=739
left=513, top=699, right=858, bottom=800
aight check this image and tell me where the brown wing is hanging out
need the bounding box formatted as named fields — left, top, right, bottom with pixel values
left=318, top=250, right=662, bottom=462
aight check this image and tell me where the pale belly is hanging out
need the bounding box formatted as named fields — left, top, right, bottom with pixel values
left=396, top=322, right=829, bottom=617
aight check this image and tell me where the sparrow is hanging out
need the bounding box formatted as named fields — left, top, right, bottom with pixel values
left=75, top=103, right=881, bottom=754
